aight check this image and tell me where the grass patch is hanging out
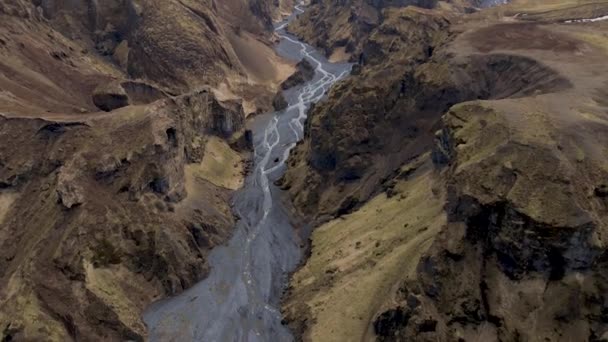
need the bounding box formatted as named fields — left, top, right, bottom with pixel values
left=575, top=30, right=608, bottom=55
left=84, top=261, right=148, bottom=335
left=284, top=161, right=445, bottom=341
left=187, top=136, right=244, bottom=190
left=0, top=191, right=18, bottom=225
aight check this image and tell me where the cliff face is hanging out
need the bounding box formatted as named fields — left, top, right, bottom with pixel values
left=0, top=0, right=286, bottom=340
left=282, top=1, right=608, bottom=340
left=36, top=0, right=277, bottom=90
left=387, top=99, right=608, bottom=341
left=0, top=91, right=247, bottom=341
left=281, top=7, right=454, bottom=220
left=286, top=0, right=475, bottom=61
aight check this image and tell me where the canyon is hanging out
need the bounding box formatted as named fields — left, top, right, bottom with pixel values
left=143, top=8, right=351, bottom=340
left=0, top=0, right=294, bottom=340
left=0, top=0, right=608, bottom=341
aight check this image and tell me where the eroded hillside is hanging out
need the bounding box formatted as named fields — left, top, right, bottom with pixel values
left=0, top=0, right=293, bottom=340
left=0, top=0, right=295, bottom=116
left=282, top=0, right=608, bottom=340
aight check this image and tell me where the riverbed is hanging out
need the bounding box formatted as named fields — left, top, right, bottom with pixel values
left=143, top=4, right=352, bottom=341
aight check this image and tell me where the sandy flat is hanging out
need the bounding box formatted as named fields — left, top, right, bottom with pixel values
left=329, top=47, right=351, bottom=63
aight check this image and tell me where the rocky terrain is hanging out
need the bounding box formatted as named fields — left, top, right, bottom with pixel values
left=0, top=0, right=295, bottom=340
left=286, top=0, right=488, bottom=63
left=0, top=0, right=296, bottom=117
left=2, top=0, right=608, bottom=340
left=281, top=0, right=608, bottom=340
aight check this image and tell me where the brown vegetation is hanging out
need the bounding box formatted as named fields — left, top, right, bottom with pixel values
left=281, top=1, right=608, bottom=340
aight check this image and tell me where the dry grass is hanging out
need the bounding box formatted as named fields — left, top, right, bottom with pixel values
left=186, top=136, right=244, bottom=190
left=509, top=0, right=606, bottom=10
left=228, top=30, right=295, bottom=85
left=573, top=27, right=608, bottom=54
left=504, top=0, right=608, bottom=21
left=328, top=47, right=351, bottom=63
left=212, top=30, right=296, bottom=116
left=0, top=273, right=67, bottom=341
left=84, top=261, right=152, bottom=335
left=284, top=160, right=445, bottom=341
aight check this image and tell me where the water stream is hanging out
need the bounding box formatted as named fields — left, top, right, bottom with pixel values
left=143, top=4, right=351, bottom=341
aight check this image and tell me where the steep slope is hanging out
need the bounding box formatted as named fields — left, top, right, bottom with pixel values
left=280, top=6, right=454, bottom=220
left=284, top=157, right=447, bottom=340
left=0, top=0, right=290, bottom=340
left=282, top=1, right=608, bottom=340
left=0, top=0, right=294, bottom=117
left=0, top=91, right=248, bottom=341
left=285, top=0, right=480, bottom=62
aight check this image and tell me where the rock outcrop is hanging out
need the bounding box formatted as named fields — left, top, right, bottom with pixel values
left=281, top=7, right=454, bottom=220
left=281, top=59, right=315, bottom=90
left=92, top=81, right=130, bottom=111
left=286, top=0, right=454, bottom=60
left=378, top=100, right=608, bottom=341
left=273, top=91, right=289, bottom=111
left=34, top=0, right=278, bottom=92
left=272, top=58, right=316, bottom=111
left=0, top=0, right=293, bottom=117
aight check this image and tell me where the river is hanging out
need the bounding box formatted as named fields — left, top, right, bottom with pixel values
left=143, top=3, right=352, bottom=341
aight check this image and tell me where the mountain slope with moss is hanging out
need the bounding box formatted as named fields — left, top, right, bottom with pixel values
left=281, top=1, right=608, bottom=340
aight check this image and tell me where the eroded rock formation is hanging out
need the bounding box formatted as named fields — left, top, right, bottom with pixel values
left=0, top=89, right=250, bottom=341
left=0, top=0, right=287, bottom=340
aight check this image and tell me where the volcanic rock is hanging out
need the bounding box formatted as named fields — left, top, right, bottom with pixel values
left=273, top=91, right=289, bottom=111
left=281, top=59, right=315, bottom=90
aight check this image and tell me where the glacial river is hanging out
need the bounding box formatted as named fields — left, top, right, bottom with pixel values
left=143, top=3, right=352, bottom=341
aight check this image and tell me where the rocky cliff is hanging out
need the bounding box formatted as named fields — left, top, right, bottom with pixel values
left=286, top=0, right=479, bottom=62
left=0, top=0, right=289, bottom=340
left=282, top=1, right=608, bottom=340
left=0, top=90, right=249, bottom=341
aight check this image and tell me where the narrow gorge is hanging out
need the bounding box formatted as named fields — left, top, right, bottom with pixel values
left=1, top=0, right=608, bottom=341
left=143, top=5, right=351, bottom=340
